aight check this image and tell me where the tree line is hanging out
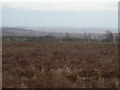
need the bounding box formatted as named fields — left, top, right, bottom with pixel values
left=2, top=30, right=120, bottom=43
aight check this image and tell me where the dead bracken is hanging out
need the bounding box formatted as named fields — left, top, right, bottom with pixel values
left=2, top=42, right=119, bottom=88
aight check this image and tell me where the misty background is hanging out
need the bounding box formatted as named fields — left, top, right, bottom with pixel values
left=1, top=1, right=118, bottom=33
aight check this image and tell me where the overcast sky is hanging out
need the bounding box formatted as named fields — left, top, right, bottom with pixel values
left=0, top=0, right=118, bottom=29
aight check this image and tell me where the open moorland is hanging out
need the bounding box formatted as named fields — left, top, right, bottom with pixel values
left=2, top=42, right=119, bottom=88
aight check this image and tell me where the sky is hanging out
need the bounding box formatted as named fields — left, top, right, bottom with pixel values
left=0, top=0, right=118, bottom=30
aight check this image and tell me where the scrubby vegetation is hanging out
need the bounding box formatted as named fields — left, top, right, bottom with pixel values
left=2, top=42, right=119, bottom=88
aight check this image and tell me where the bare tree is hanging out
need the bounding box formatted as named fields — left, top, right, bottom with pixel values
left=105, top=30, right=113, bottom=42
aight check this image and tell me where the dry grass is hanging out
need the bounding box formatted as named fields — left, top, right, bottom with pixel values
left=2, top=42, right=119, bottom=88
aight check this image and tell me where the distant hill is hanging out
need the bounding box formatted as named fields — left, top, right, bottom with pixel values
left=1, top=27, right=118, bottom=40
left=1, top=27, right=119, bottom=42
left=2, top=27, right=65, bottom=37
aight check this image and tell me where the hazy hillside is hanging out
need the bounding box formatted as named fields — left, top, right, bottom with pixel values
left=1, top=27, right=118, bottom=42
left=2, top=27, right=66, bottom=37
